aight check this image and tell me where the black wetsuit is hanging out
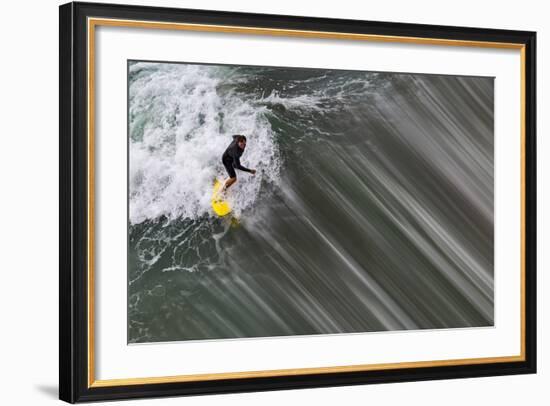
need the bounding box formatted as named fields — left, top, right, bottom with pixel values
left=222, top=136, right=252, bottom=178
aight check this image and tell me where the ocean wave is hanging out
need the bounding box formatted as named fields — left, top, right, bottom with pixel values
left=129, top=62, right=281, bottom=224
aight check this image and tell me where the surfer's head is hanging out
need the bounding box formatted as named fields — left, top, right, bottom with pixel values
left=236, top=135, right=247, bottom=150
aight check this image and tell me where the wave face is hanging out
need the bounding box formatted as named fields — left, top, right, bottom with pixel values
left=128, top=61, right=494, bottom=343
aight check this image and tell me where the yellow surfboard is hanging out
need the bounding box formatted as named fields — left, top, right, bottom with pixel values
left=211, top=179, right=231, bottom=216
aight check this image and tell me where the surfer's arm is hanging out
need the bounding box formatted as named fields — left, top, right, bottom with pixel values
left=232, top=156, right=252, bottom=173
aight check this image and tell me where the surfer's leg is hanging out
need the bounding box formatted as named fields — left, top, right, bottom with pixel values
left=221, top=159, right=237, bottom=194
left=223, top=177, right=237, bottom=191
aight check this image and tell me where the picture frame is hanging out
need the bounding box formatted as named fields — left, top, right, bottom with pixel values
left=59, top=1, right=537, bottom=403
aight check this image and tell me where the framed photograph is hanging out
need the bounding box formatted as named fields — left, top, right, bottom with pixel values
left=59, top=1, right=537, bottom=403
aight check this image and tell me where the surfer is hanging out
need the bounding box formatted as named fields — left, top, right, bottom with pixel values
left=220, top=135, right=256, bottom=193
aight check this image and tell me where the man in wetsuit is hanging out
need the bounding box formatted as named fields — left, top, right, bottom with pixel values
left=221, top=134, right=256, bottom=193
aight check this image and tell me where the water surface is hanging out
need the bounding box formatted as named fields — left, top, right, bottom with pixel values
left=128, top=61, right=494, bottom=343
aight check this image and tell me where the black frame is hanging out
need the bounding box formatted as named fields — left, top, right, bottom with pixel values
left=59, top=1, right=537, bottom=403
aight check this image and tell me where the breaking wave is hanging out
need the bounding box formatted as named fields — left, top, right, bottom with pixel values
left=129, top=62, right=281, bottom=223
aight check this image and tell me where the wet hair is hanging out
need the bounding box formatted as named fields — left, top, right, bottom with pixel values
left=235, top=135, right=247, bottom=143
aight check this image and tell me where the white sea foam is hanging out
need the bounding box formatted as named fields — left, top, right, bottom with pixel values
left=260, top=90, right=325, bottom=111
left=129, top=62, right=280, bottom=224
